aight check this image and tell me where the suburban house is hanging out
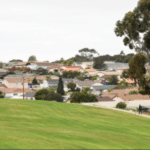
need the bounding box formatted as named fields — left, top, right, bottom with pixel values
left=118, top=78, right=136, bottom=86
left=27, top=62, right=57, bottom=70
left=116, top=68, right=129, bottom=74
left=40, top=78, right=80, bottom=89
left=24, top=92, right=36, bottom=100
left=24, top=75, right=47, bottom=84
left=15, top=62, right=28, bottom=67
left=47, top=64, right=65, bottom=74
left=3, top=78, right=28, bottom=89
left=0, top=88, right=33, bottom=99
left=85, top=69, right=99, bottom=79
left=104, top=62, right=129, bottom=71
left=0, top=84, right=7, bottom=88
left=72, top=61, right=94, bottom=69
left=75, top=80, right=95, bottom=90
left=98, top=71, right=121, bottom=80
left=62, top=66, right=85, bottom=73
left=91, top=83, right=116, bottom=95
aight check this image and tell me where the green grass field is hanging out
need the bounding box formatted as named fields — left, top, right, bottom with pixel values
left=0, top=99, right=150, bottom=149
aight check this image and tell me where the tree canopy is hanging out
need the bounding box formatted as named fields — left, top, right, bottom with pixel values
left=114, top=0, right=150, bottom=62
left=78, top=48, right=99, bottom=61
left=28, top=55, right=37, bottom=62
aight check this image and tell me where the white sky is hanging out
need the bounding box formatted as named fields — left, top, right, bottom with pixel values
left=0, top=0, right=138, bottom=62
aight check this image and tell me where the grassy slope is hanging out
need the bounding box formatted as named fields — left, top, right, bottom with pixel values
left=0, top=99, right=150, bottom=149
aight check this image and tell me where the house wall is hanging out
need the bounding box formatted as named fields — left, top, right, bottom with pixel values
left=40, top=80, right=49, bottom=88
left=98, top=73, right=105, bottom=77
left=4, top=92, right=23, bottom=98
left=27, top=64, right=38, bottom=70
left=24, top=97, right=35, bottom=100
left=3, top=80, right=28, bottom=88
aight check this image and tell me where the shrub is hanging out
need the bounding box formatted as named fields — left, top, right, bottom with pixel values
left=67, top=82, right=76, bottom=91
left=129, top=90, right=138, bottom=95
left=107, top=75, right=118, bottom=85
left=91, top=76, right=97, bottom=81
left=35, top=88, right=63, bottom=102
left=0, top=94, right=4, bottom=98
left=70, top=92, right=98, bottom=103
left=35, top=88, right=49, bottom=100
left=0, top=91, right=2, bottom=94
left=32, top=77, right=38, bottom=85
left=116, top=102, right=127, bottom=109
left=75, top=87, right=81, bottom=92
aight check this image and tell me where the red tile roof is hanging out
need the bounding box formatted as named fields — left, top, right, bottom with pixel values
left=118, top=78, right=135, bottom=84
left=0, top=88, right=33, bottom=93
left=85, top=69, right=96, bottom=72
left=5, top=78, right=26, bottom=83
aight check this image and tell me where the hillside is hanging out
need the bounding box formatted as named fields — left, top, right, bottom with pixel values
left=0, top=99, right=150, bottom=149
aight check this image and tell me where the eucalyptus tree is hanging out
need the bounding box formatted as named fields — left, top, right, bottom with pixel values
left=114, top=0, right=150, bottom=63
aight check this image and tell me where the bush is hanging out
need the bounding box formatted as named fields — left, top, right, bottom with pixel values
left=35, top=88, right=63, bottom=102
left=0, top=91, right=2, bottom=94
left=91, top=76, right=97, bottom=81
left=0, top=94, right=4, bottom=98
left=70, top=92, right=98, bottom=103
left=107, top=75, right=118, bottom=85
left=116, top=102, right=127, bottom=109
left=67, top=82, right=76, bottom=91
left=129, top=90, right=138, bottom=94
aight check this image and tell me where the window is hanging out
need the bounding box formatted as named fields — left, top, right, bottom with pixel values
left=16, top=82, right=18, bottom=85
left=21, top=83, right=23, bottom=85
left=14, top=93, right=18, bottom=96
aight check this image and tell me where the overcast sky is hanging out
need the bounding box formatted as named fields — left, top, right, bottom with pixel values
left=0, top=0, right=138, bottom=62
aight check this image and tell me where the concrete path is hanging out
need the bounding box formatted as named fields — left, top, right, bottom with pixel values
left=81, top=103, right=150, bottom=119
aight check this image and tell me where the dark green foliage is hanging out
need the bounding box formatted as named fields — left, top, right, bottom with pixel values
left=78, top=48, right=99, bottom=60
left=0, top=94, right=4, bottom=98
left=114, top=0, right=150, bottom=62
left=35, top=88, right=63, bottom=102
left=46, top=90, right=63, bottom=102
left=63, top=71, right=81, bottom=78
left=67, top=82, right=76, bottom=91
left=32, top=77, right=38, bottom=85
left=129, top=91, right=139, bottom=94
left=75, top=87, right=81, bottom=92
left=35, top=88, right=49, bottom=100
left=57, top=76, right=64, bottom=95
left=28, top=55, right=37, bottom=62
left=144, top=31, right=150, bottom=49
left=107, top=75, right=118, bottom=85
left=70, top=92, right=98, bottom=103
left=0, top=91, right=2, bottom=94
left=76, top=75, right=84, bottom=81
left=116, top=102, right=127, bottom=109
left=91, top=76, right=97, bottom=81
left=114, top=79, right=133, bottom=89
left=93, top=56, right=105, bottom=69
left=0, top=63, right=3, bottom=68
left=121, top=70, right=129, bottom=79
left=128, top=53, right=147, bottom=85
left=9, top=59, right=23, bottom=62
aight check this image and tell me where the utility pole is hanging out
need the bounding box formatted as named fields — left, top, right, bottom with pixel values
left=23, top=75, right=24, bottom=100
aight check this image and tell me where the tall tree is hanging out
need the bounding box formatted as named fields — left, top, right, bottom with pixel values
left=114, top=0, right=150, bottom=63
left=93, top=56, right=106, bottom=69
left=57, top=76, right=64, bottom=95
left=28, top=55, right=37, bottom=62
left=78, top=48, right=99, bottom=61
left=67, top=82, right=76, bottom=91
left=32, top=77, right=38, bottom=84
left=128, top=53, right=147, bottom=85
left=120, top=50, right=125, bottom=62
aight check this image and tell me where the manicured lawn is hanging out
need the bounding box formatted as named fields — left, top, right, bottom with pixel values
left=0, top=99, right=150, bottom=149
